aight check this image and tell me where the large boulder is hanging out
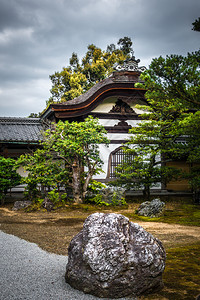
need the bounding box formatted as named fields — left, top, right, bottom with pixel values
left=136, top=198, right=165, bottom=218
left=65, top=213, right=166, bottom=298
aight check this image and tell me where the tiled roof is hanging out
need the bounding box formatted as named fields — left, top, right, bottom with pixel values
left=41, top=71, right=146, bottom=120
left=0, top=117, right=46, bottom=143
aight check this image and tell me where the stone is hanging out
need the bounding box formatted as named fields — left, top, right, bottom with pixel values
left=65, top=213, right=166, bottom=298
left=136, top=198, right=165, bottom=218
left=99, top=186, right=126, bottom=205
left=42, top=197, right=54, bottom=211
left=12, top=200, right=32, bottom=211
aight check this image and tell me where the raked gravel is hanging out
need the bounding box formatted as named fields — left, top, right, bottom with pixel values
left=0, top=231, right=130, bottom=300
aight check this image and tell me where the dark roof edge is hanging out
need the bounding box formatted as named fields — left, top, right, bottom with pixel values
left=40, top=71, right=144, bottom=119
left=0, top=117, right=42, bottom=124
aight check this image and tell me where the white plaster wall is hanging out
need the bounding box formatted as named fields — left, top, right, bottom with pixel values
left=92, top=97, right=117, bottom=113
left=93, top=119, right=140, bottom=180
left=106, top=132, right=132, bottom=141
left=127, top=119, right=142, bottom=127
left=94, top=143, right=123, bottom=179
left=17, top=166, right=29, bottom=178
left=91, top=96, right=147, bottom=115
left=98, top=119, right=119, bottom=126
left=98, top=119, right=142, bottom=127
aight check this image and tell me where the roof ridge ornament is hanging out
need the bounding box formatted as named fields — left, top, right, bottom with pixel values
left=114, top=51, right=146, bottom=72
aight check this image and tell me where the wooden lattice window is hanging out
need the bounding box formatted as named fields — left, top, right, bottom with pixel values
left=107, top=147, right=134, bottom=178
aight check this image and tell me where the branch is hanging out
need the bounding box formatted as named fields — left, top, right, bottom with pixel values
left=57, top=153, right=72, bottom=167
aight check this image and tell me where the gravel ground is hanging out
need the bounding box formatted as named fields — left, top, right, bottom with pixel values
left=0, top=231, right=129, bottom=300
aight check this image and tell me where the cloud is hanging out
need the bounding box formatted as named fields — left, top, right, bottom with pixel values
left=0, top=0, right=199, bottom=117
left=0, top=78, right=51, bottom=117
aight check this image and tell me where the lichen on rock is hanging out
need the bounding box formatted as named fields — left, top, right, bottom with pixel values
left=136, top=198, right=165, bottom=218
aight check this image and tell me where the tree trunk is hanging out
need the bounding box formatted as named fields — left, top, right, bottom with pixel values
left=1, top=194, right=5, bottom=206
left=72, top=158, right=82, bottom=203
left=143, top=185, right=150, bottom=201
left=82, top=172, right=92, bottom=201
left=194, top=189, right=200, bottom=204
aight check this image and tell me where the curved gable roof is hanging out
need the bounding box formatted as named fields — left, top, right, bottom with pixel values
left=41, top=71, right=146, bottom=120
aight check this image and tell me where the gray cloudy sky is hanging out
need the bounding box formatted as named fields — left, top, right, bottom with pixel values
left=0, top=0, right=199, bottom=117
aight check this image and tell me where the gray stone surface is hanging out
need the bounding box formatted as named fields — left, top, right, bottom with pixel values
left=136, top=198, right=165, bottom=218
left=42, top=197, right=54, bottom=211
left=99, top=186, right=126, bottom=205
left=12, top=200, right=32, bottom=211
left=65, top=213, right=166, bottom=298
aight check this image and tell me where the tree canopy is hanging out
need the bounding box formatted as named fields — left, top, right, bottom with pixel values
left=113, top=100, right=184, bottom=199
left=139, top=50, right=200, bottom=109
left=18, top=117, right=109, bottom=203
left=114, top=50, right=200, bottom=199
left=46, top=37, right=133, bottom=106
left=192, top=17, right=200, bottom=32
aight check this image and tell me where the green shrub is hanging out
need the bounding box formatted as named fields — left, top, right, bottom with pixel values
left=87, top=193, right=127, bottom=207
left=0, top=156, right=21, bottom=205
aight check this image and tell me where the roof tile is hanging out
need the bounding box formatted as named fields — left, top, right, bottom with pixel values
left=0, top=117, right=46, bottom=143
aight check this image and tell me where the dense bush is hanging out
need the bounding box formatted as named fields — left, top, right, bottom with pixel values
left=0, top=156, right=21, bottom=205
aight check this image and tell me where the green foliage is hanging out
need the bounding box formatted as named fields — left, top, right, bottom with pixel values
left=0, top=156, right=21, bottom=204
left=43, top=116, right=109, bottom=203
left=87, top=185, right=127, bottom=206
left=113, top=51, right=200, bottom=198
left=137, top=50, right=200, bottom=110
left=87, top=193, right=127, bottom=207
left=180, top=111, right=200, bottom=161
left=117, top=36, right=133, bottom=56
left=28, top=112, right=41, bottom=118
left=127, top=51, right=200, bottom=197
left=114, top=108, right=183, bottom=199
left=48, top=189, right=67, bottom=205
left=17, top=149, right=70, bottom=200
left=178, top=111, right=200, bottom=195
left=88, top=194, right=107, bottom=206
left=47, top=68, right=87, bottom=106
left=87, top=180, right=106, bottom=192
left=17, top=117, right=109, bottom=204
left=47, top=189, right=60, bottom=204
left=111, top=192, right=127, bottom=206
left=47, top=37, right=133, bottom=105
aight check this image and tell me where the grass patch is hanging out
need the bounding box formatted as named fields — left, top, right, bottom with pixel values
left=124, top=202, right=200, bottom=227
left=139, top=244, right=200, bottom=299
left=24, top=200, right=200, bottom=226
left=157, top=244, right=200, bottom=299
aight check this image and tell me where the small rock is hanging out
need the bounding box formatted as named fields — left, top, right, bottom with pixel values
left=65, top=213, right=166, bottom=298
left=42, top=197, right=54, bottom=211
left=12, top=200, right=32, bottom=211
left=136, top=198, right=165, bottom=218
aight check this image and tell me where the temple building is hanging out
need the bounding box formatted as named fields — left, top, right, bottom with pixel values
left=41, top=57, right=147, bottom=183
left=0, top=57, right=190, bottom=192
